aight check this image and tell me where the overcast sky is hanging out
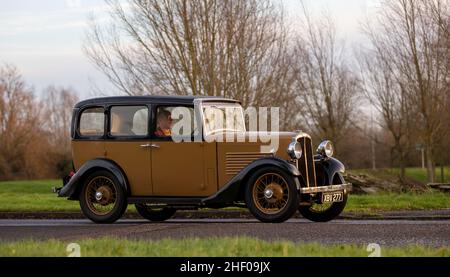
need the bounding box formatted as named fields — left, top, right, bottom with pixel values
left=0, top=0, right=375, bottom=99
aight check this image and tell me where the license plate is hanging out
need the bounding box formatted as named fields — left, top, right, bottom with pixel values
left=322, top=192, right=344, bottom=203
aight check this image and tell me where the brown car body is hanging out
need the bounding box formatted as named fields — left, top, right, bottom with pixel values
left=56, top=96, right=351, bottom=223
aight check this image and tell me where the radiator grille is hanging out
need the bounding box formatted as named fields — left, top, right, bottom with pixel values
left=298, top=136, right=317, bottom=187
left=225, top=152, right=269, bottom=175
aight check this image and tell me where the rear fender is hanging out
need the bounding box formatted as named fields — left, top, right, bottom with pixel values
left=58, top=158, right=130, bottom=200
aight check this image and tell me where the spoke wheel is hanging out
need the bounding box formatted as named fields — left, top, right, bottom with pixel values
left=245, top=167, right=299, bottom=223
left=79, top=170, right=127, bottom=224
left=252, top=173, right=289, bottom=215
left=85, top=176, right=117, bottom=216
left=298, top=173, right=348, bottom=222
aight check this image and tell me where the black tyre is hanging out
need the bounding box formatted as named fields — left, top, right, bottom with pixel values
left=79, top=170, right=127, bottom=223
left=245, top=166, right=299, bottom=223
left=298, top=173, right=348, bottom=222
left=135, top=204, right=176, bottom=222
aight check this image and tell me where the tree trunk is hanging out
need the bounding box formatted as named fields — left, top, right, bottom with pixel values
left=399, top=155, right=406, bottom=179
left=426, top=146, right=435, bottom=183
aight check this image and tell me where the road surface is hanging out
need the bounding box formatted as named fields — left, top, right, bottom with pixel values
left=0, top=219, right=449, bottom=246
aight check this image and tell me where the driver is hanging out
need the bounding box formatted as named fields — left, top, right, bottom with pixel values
left=154, top=109, right=172, bottom=137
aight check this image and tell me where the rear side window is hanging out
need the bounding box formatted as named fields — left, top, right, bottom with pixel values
left=79, top=107, right=105, bottom=137
left=110, top=106, right=148, bottom=137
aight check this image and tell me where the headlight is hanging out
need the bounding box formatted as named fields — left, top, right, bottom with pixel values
left=317, top=140, right=334, bottom=157
left=287, top=141, right=302, bottom=159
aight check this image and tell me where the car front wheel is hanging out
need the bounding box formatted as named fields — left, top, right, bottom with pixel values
left=79, top=170, right=127, bottom=224
left=245, top=167, right=299, bottom=223
left=135, top=204, right=176, bottom=222
left=298, top=173, right=348, bottom=222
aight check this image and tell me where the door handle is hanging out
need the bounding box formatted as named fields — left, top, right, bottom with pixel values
left=140, top=144, right=160, bottom=148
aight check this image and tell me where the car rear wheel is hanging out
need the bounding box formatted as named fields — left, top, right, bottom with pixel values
left=245, top=167, right=299, bottom=223
left=135, top=204, right=176, bottom=222
left=298, top=173, right=348, bottom=222
left=79, top=170, right=127, bottom=224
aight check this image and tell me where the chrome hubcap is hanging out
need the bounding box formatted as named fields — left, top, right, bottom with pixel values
left=95, top=191, right=103, bottom=201
left=264, top=189, right=274, bottom=199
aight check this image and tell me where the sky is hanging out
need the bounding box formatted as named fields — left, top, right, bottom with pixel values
left=0, top=0, right=376, bottom=99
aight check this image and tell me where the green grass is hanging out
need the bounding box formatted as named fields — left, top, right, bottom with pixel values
left=399, top=167, right=450, bottom=183
left=0, top=180, right=79, bottom=212
left=0, top=180, right=449, bottom=213
left=0, top=237, right=449, bottom=257
left=346, top=192, right=450, bottom=212
left=351, top=167, right=450, bottom=183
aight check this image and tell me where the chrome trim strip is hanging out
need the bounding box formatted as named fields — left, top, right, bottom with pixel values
left=299, top=183, right=352, bottom=194
left=303, top=137, right=310, bottom=187
left=310, top=139, right=317, bottom=187
left=294, top=132, right=311, bottom=140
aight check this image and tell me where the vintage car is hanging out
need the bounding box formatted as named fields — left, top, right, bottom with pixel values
left=54, top=96, right=351, bottom=223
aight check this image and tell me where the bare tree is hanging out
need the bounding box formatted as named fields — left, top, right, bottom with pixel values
left=0, top=65, right=81, bottom=180
left=365, top=0, right=449, bottom=182
left=41, top=86, right=78, bottom=153
left=0, top=65, right=42, bottom=179
left=40, top=86, right=79, bottom=177
left=84, top=0, right=295, bottom=114
left=356, top=46, right=413, bottom=178
left=292, top=3, right=360, bottom=151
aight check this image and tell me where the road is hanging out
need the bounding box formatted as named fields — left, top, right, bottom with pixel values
left=0, top=219, right=449, bottom=246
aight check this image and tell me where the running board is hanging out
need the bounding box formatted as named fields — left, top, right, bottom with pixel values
left=127, top=197, right=203, bottom=205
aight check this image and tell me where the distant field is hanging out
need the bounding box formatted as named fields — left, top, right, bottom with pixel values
left=1, top=237, right=449, bottom=257
left=350, top=167, right=450, bottom=184
left=0, top=179, right=449, bottom=213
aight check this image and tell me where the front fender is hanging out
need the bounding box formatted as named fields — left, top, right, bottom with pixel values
left=58, top=158, right=130, bottom=199
left=202, top=157, right=300, bottom=205
left=316, top=157, right=346, bottom=185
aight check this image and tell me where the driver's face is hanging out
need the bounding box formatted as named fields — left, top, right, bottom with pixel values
left=158, top=114, right=172, bottom=129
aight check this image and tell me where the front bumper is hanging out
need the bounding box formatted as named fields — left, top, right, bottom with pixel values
left=299, top=183, right=352, bottom=194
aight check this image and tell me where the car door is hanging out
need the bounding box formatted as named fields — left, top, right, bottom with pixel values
left=104, top=105, right=152, bottom=196
left=150, top=105, right=217, bottom=197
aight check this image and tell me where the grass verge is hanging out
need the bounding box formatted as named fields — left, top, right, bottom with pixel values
left=345, top=192, right=450, bottom=213
left=0, top=180, right=78, bottom=212
left=0, top=237, right=449, bottom=257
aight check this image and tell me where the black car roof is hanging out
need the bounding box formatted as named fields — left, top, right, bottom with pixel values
left=74, top=95, right=240, bottom=108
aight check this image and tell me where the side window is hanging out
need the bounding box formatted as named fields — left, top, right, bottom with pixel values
left=110, top=106, right=148, bottom=137
left=154, top=106, right=197, bottom=139
left=79, top=107, right=105, bottom=137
